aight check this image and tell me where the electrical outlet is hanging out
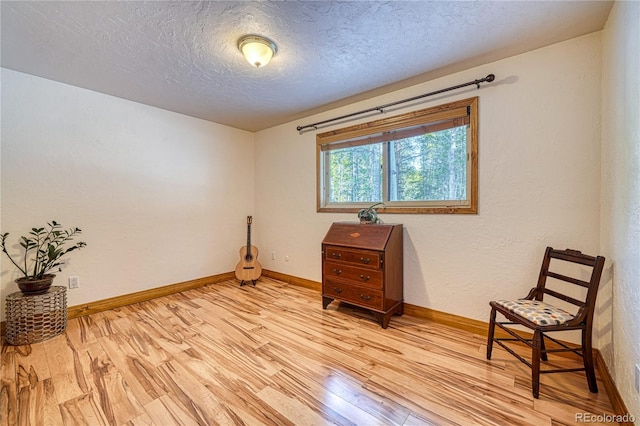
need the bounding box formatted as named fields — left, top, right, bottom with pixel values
left=68, top=276, right=80, bottom=289
left=271, top=251, right=276, bottom=260
left=635, top=364, right=640, bottom=394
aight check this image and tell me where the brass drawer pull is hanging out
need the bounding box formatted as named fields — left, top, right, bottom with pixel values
left=360, top=294, right=371, bottom=301
left=333, top=287, right=343, bottom=294
left=331, top=253, right=342, bottom=259
left=360, top=257, right=371, bottom=264
left=332, top=269, right=342, bottom=275
left=359, top=274, right=371, bottom=281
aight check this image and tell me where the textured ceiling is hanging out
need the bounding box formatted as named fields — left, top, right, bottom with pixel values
left=1, top=1, right=613, bottom=132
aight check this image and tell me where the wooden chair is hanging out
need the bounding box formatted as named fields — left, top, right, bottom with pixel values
left=486, top=247, right=605, bottom=398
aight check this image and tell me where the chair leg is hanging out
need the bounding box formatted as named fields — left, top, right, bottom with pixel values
left=486, top=308, right=497, bottom=359
left=532, top=330, right=543, bottom=398
left=539, top=334, right=548, bottom=362
left=582, top=330, right=598, bottom=393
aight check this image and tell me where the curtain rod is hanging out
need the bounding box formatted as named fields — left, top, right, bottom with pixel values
left=296, top=73, right=495, bottom=133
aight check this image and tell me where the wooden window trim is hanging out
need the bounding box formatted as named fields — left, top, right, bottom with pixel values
left=316, top=97, right=478, bottom=215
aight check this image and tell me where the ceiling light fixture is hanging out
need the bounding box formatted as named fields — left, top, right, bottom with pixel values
left=238, top=35, right=277, bottom=68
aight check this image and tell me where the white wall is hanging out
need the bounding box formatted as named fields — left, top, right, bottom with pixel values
left=601, top=0, right=640, bottom=418
left=0, top=69, right=255, bottom=320
left=255, top=33, right=603, bottom=331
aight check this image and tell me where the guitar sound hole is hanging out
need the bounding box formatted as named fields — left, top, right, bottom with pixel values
left=245, top=254, right=254, bottom=262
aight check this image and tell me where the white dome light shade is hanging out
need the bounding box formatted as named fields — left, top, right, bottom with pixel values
left=238, top=35, right=277, bottom=68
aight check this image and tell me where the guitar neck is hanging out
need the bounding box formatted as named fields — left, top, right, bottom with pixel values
left=246, top=221, right=252, bottom=256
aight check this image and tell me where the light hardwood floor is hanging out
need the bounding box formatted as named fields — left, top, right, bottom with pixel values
left=1, top=278, right=616, bottom=425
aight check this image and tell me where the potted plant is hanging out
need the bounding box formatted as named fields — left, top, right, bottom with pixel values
left=1, top=221, right=87, bottom=295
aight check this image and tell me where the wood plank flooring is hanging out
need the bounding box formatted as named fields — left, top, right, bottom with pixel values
left=1, top=278, right=616, bottom=425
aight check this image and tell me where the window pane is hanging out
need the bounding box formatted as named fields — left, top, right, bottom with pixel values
left=389, top=126, right=467, bottom=202
left=316, top=97, right=477, bottom=214
left=328, top=143, right=383, bottom=203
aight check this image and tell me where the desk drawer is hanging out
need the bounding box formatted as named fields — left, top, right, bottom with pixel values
left=323, top=281, right=383, bottom=310
left=323, top=262, right=383, bottom=289
left=324, top=246, right=381, bottom=269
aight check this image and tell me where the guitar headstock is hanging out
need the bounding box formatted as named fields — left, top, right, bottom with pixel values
left=247, top=216, right=253, bottom=225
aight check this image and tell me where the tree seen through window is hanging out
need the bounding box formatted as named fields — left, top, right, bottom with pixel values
left=317, top=97, right=478, bottom=214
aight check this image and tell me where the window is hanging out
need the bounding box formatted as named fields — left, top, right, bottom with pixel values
left=317, top=97, right=478, bottom=214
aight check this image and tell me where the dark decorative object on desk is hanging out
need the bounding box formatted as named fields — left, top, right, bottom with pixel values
left=1, top=221, right=87, bottom=295
left=357, top=202, right=384, bottom=224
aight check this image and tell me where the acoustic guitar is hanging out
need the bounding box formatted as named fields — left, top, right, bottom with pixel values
left=235, top=216, right=262, bottom=286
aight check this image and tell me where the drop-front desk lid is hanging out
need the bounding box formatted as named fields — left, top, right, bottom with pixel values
left=322, top=222, right=400, bottom=251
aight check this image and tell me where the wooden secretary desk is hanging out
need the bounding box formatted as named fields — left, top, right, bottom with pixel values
left=321, top=222, right=403, bottom=328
